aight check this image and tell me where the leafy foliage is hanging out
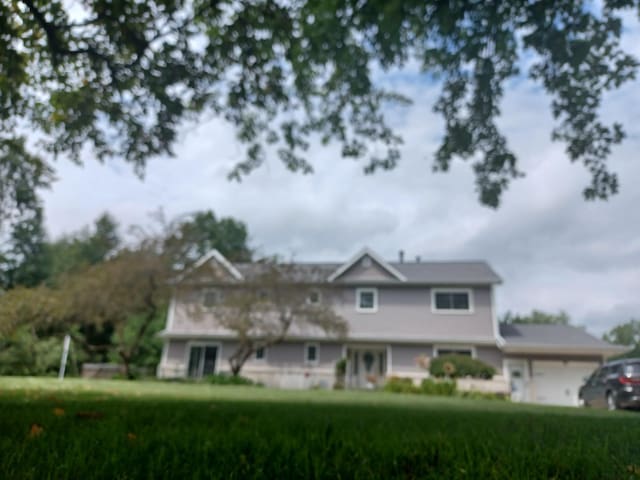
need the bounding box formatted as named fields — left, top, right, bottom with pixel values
left=383, top=376, right=419, bottom=394
left=163, top=210, right=252, bottom=269
left=430, top=355, right=495, bottom=379
left=501, top=309, right=571, bottom=325
left=603, top=318, right=640, bottom=359
left=0, top=325, right=63, bottom=376
left=382, top=376, right=457, bottom=396
left=46, top=212, right=121, bottom=282
left=0, top=0, right=638, bottom=226
left=420, top=378, right=458, bottom=396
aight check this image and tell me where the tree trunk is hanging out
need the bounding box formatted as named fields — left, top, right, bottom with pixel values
left=228, top=343, right=254, bottom=377
left=119, top=351, right=134, bottom=379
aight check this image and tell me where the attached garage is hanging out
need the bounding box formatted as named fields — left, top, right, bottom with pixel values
left=500, top=324, right=625, bottom=407
left=530, top=360, right=599, bottom=406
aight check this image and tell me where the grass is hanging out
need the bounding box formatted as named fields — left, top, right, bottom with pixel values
left=1, top=377, right=639, bottom=479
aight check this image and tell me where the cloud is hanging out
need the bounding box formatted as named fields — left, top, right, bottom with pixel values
left=41, top=21, right=640, bottom=337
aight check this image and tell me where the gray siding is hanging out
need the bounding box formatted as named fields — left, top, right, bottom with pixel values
left=391, top=344, right=433, bottom=373
left=216, top=341, right=343, bottom=371
left=476, top=346, right=503, bottom=370
left=333, top=286, right=495, bottom=341
left=167, top=340, right=187, bottom=362
left=168, top=285, right=496, bottom=344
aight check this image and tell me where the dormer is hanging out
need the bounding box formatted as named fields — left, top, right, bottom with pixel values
left=327, top=247, right=406, bottom=284
left=173, top=249, right=243, bottom=285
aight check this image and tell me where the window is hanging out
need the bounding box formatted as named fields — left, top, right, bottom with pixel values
left=356, top=288, right=378, bottom=312
left=187, top=345, right=218, bottom=378
left=202, top=289, right=222, bottom=307
left=305, top=343, right=319, bottom=364
left=432, top=289, right=473, bottom=313
left=434, top=345, right=475, bottom=358
left=255, top=347, right=266, bottom=361
left=435, top=348, right=473, bottom=357
left=307, top=289, right=321, bottom=305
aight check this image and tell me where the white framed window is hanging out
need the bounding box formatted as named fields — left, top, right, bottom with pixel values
left=434, top=345, right=476, bottom=358
left=202, top=288, right=223, bottom=308
left=307, top=289, right=321, bottom=305
left=305, top=343, right=319, bottom=365
left=431, top=288, right=473, bottom=313
left=255, top=346, right=266, bottom=361
left=356, top=288, right=378, bottom=313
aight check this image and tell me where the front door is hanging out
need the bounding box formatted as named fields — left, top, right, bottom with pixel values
left=187, top=345, right=218, bottom=379
left=506, top=360, right=527, bottom=402
left=349, top=348, right=386, bottom=388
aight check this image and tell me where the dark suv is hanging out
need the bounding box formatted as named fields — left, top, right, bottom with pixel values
left=579, top=359, right=640, bottom=410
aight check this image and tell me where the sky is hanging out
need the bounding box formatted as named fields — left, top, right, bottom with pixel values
left=41, top=21, right=640, bottom=338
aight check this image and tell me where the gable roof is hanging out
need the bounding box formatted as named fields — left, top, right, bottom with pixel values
left=499, top=324, right=625, bottom=355
left=180, top=249, right=502, bottom=286
left=175, top=249, right=243, bottom=283
left=327, top=247, right=407, bottom=282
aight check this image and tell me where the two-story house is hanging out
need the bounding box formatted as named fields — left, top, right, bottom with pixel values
left=157, top=247, right=623, bottom=406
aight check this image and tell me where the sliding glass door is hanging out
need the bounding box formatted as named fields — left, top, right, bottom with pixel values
left=187, top=345, right=218, bottom=379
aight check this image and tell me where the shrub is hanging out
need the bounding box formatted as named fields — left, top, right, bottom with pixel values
left=420, top=378, right=457, bottom=396
left=383, top=377, right=418, bottom=394
left=335, top=358, right=347, bottom=377
left=429, top=355, right=495, bottom=379
left=206, top=373, right=257, bottom=386
left=457, top=391, right=508, bottom=401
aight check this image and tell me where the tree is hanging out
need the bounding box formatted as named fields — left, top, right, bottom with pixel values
left=1, top=0, right=638, bottom=233
left=56, top=245, right=170, bottom=378
left=501, top=309, right=571, bottom=326
left=0, top=207, right=50, bottom=290
left=163, top=210, right=252, bottom=269
left=47, top=212, right=120, bottom=282
left=603, top=319, right=640, bottom=359
left=0, top=139, right=53, bottom=290
left=200, top=260, right=347, bottom=376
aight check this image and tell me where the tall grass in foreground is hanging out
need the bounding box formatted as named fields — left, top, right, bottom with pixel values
left=0, top=378, right=638, bottom=479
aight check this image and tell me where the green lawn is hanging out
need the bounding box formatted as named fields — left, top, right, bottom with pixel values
left=1, top=377, right=639, bottom=479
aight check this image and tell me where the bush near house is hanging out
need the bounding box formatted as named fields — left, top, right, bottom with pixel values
left=420, top=378, right=457, bottom=396
left=383, top=377, right=457, bottom=396
left=429, top=355, right=495, bottom=379
left=383, top=376, right=418, bottom=394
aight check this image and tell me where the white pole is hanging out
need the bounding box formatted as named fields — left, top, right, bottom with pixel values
left=58, top=334, right=71, bottom=380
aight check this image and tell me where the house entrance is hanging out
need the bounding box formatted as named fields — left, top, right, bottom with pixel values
left=346, top=347, right=387, bottom=388
left=187, top=344, right=218, bottom=379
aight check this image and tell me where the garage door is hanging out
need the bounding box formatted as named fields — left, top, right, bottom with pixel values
left=531, top=361, right=599, bottom=406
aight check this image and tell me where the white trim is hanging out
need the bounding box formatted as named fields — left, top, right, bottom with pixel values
left=431, top=288, right=474, bottom=314
left=160, top=330, right=499, bottom=345
left=175, top=249, right=243, bottom=283
left=159, top=341, right=169, bottom=375
left=184, top=341, right=223, bottom=378
left=304, top=342, right=320, bottom=366
left=386, top=344, right=393, bottom=375
left=166, top=296, right=177, bottom=330
left=434, top=344, right=477, bottom=358
left=501, top=344, right=626, bottom=355
left=356, top=287, right=378, bottom=313
left=490, top=285, right=505, bottom=347
left=327, top=247, right=407, bottom=282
